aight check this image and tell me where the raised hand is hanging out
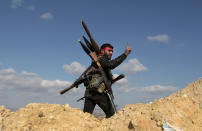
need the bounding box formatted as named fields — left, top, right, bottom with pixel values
left=124, top=44, right=132, bottom=56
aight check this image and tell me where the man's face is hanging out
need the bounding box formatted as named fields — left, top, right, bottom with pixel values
left=102, top=47, right=113, bottom=59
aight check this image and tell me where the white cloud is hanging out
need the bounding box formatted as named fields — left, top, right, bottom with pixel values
left=63, top=61, right=86, bottom=76
left=117, top=86, right=136, bottom=93
left=113, top=74, right=128, bottom=85
left=11, top=0, right=36, bottom=11
left=117, top=58, right=147, bottom=74
left=0, top=68, right=17, bottom=75
left=72, top=87, right=80, bottom=93
left=147, top=34, right=169, bottom=43
left=141, top=85, right=178, bottom=93
left=112, top=74, right=178, bottom=94
left=41, top=80, right=70, bottom=88
left=21, top=71, right=38, bottom=77
left=112, top=74, right=132, bottom=93
left=11, top=0, right=24, bottom=8
left=116, top=84, right=178, bottom=94
left=0, top=68, right=71, bottom=92
left=40, top=12, right=54, bottom=20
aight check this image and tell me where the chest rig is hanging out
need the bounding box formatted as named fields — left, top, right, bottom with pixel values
left=84, top=66, right=106, bottom=93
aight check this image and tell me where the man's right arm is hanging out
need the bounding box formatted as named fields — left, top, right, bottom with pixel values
left=99, top=53, right=127, bottom=70
left=99, top=44, right=132, bottom=70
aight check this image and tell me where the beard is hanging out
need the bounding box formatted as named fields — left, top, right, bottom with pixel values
left=108, top=55, right=112, bottom=59
left=104, top=53, right=112, bottom=60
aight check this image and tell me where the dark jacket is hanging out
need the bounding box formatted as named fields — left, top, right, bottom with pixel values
left=84, top=53, right=127, bottom=97
left=99, top=53, right=127, bottom=81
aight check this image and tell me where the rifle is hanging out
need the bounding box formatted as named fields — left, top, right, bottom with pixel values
left=59, top=65, right=124, bottom=95
left=60, top=66, right=91, bottom=95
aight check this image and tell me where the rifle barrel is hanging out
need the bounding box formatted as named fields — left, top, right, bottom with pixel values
left=112, top=74, right=125, bottom=84
left=60, top=85, right=74, bottom=94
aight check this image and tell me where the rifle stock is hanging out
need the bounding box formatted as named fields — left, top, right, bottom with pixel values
left=60, top=78, right=84, bottom=95
left=60, top=84, right=76, bottom=94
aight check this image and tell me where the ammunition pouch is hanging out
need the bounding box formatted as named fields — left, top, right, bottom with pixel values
left=85, top=72, right=106, bottom=93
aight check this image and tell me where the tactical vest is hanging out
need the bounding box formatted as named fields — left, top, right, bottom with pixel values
left=84, top=66, right=106, bottom=93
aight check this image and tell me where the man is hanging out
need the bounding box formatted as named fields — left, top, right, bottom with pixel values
left=83, top=43, right=132, bottom=118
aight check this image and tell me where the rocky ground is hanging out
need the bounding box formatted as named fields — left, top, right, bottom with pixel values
left=1, top=78, right=202, bottom=131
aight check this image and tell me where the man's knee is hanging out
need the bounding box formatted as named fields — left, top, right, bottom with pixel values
left=83, top=98, right=95, bottom=114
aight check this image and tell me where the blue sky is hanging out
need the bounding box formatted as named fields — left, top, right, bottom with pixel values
left=0, top=0, right=202, bottom=110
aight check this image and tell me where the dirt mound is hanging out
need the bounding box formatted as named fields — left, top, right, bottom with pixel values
left=0, top=104, right=100, bottom=130
left=1, top=78, right=202, bottom=131
left=174, top=77, right=202, bottom=107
